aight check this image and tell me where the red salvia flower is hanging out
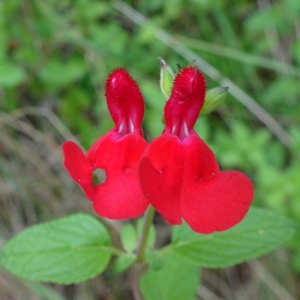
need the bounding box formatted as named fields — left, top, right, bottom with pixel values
left=62, top=69, right=149, bottom=219
left=138, top=66, right=254, bottom=234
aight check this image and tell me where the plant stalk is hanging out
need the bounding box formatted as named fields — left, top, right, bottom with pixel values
left=132, top=206, right=155, bottom=300
left=135, top=205, right=155, bottom=263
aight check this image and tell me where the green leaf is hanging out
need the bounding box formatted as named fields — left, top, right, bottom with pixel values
left=0, top=62, right=26, bottom=87
left=112, top=253, right=136, bottom=273
left=39, top=59, right=86, bottom=86
left=0, top=28, right=7, bottom=60
left=120, top=223, right=137, bottom=252
left=140, top=251, right=199, bottom=300
left=145, top=250, right=164, bottom=271
left=0, top=214, right=112, bottom=284
left=261, top=77, right=299, bottom=104
left=293, top=41, right=300, bottom=65
left=245, top=9, right=283, bottom=32
left=171, top=207, right=297, bottom=268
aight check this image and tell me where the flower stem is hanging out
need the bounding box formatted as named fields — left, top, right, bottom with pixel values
left=132, top=206, right=155, bottom=300
left=135, top=205, right=155, bottom=263
left=132, top=264, right=144, bottom=300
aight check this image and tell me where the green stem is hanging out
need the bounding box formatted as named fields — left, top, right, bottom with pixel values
left=109, top=246, right=125, bottom=256
left=135, top=206, right=155, bottom=263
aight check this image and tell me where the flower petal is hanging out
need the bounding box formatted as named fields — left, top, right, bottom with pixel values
left=62, top=141, right=94, bottom=200
left=164, top=67, right=206, bottom=133
left=139, top=134, right=185, bottom=225
left=181, top=171, right=254, bottom=234
left=180, top=134, right=253, bottom=233
left=63, top=69, right=148, bottom=220
left=183, top=132, right=220, bottom=182
left=106, top=69, right=144, bottom=134
left=89, top=131, right=149, bottom=219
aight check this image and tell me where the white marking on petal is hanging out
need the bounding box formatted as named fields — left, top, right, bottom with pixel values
left=129, top=119, right=134, bottom=133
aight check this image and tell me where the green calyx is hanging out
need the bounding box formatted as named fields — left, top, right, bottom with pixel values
left=159, top=57, right=175, bottom=99
left=200, top=86, right=228, bottom=116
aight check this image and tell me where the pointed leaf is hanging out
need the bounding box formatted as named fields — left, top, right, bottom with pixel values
left=0, top=214, right=112, bottom=284
left=171, top=207, right=297, bottom=268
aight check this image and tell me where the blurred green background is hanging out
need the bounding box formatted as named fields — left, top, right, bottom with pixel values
left=0, top=0, right=299, bottom=299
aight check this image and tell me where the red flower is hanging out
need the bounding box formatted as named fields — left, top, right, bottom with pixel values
left=138, top=66, right=254, bottom=234
left=62, top=69, right=149, bottom=219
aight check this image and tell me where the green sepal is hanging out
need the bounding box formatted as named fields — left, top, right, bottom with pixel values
left=200, top=86, right=229, bottom=116
left=159, top=57, right=175, bottom=99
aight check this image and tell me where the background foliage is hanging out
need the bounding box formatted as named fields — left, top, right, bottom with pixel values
left=0, top=0, right=299, bottom=299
